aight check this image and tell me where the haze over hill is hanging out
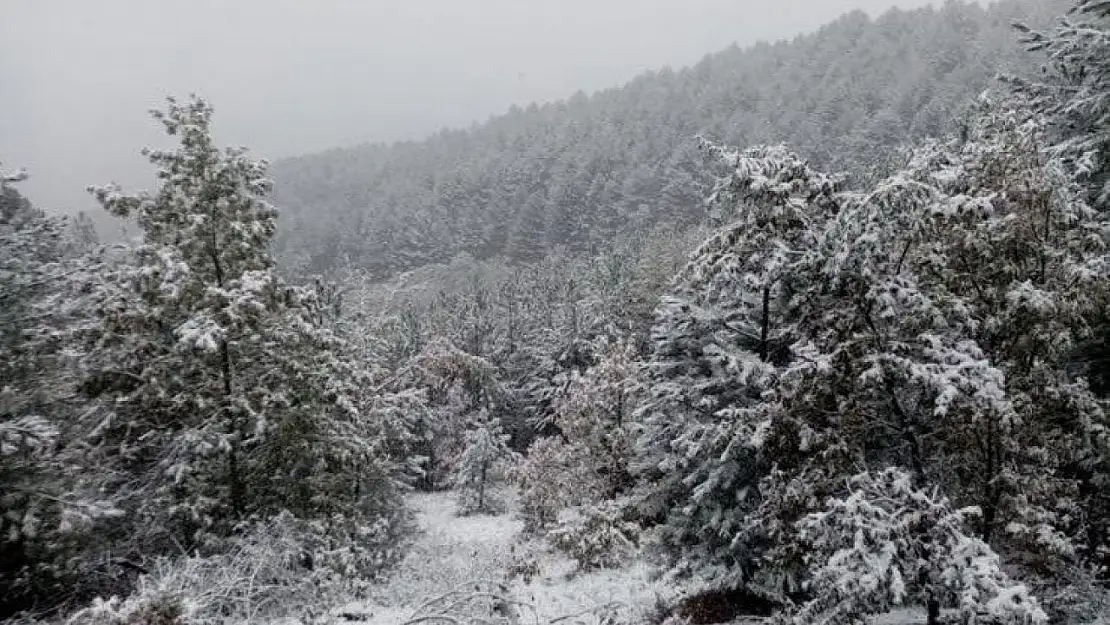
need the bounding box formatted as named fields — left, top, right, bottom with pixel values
left=269, top=0, right=1066, bottom=277
left=6, top=0, right=976, bottom=219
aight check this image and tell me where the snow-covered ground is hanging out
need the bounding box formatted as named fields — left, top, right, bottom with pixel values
left=324, top=488, right=675, bottom=625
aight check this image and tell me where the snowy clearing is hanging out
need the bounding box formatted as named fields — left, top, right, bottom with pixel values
left=316, top=488, right=676, bottom=625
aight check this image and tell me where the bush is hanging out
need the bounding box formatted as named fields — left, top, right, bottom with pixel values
left=505, top=541, right=542, bottom=584
left=547, top=502, right=639, bottom=571
left=63, top=511, right=410, bottom=624
left=513, top=437, right=603, bottom=534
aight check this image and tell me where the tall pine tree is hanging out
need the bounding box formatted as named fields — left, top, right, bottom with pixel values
left=80, top=97, right=404, bottom=566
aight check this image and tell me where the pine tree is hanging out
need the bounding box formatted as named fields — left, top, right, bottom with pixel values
left=65, top=211, right=100, bottom=256
left=516, top=337, right=639, bottom=532
left=1012, top=1, right=1110, bottom=402
left=896, top=97, right=1110, bottom=586
left=633, top=91, right=1110, bottom=621
left=80, top=96, right=403, bottom=564
left=632, top=145, right=842, bottom=591
left=784, top=469, right=1047, bottom=625
left=1013, top=0, right=1110, bottom=209
left=411, top=337, right=505, bottom=490
left=0, top=165, right=117, bottom=615
left=453, top=411, right=515, bottom=516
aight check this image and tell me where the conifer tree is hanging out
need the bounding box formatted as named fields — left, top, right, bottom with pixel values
left=453, top=411, right=515, bottom=516
left=632, top=145, right=842, bottom=590
left=633, top=92, right=1110, bottom=621
left=1013, top=0, right=1110, bottom=401
left=0, top=166, right=116, bottom=615
left=1014, top=0, right=1110, bottom=209
left=80, top=96, right=403, bottom=563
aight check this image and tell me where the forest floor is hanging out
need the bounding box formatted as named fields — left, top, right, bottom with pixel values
left=304, top=489, right=933, bottom=625
left=316, top=487, right=677, bottom=625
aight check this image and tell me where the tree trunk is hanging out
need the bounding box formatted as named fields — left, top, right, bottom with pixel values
left=927, top=596, right=941, bottom=625
left=478, top=460, right=487, bottom=512
left=208, top=215, right=243, bottom=517
left=759, top=286, right=771, bottom=362
left=981, top=416, right=1000, bottom=543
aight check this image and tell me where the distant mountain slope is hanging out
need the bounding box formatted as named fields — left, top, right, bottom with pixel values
left=271, top=0, right=1066, bottom=278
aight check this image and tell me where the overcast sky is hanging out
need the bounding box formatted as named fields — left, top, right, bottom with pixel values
left=4, top=0, right=954, bottom=216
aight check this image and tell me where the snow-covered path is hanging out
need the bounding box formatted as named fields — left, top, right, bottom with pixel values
left=337, top=489, right=673, bottom=625
left=372, top=490, right=524, bottom=608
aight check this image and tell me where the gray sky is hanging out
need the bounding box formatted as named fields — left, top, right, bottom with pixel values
left=3, top=0, right=951, bottom=216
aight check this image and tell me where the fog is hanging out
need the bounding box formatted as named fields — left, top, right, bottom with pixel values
left=4, top=0, right=955, bottom=217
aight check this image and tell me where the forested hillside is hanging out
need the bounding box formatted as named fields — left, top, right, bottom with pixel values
left=272, top=0, right=1066, bottom=277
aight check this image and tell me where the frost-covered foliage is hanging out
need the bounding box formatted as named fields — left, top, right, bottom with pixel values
left=548, top=502, right=640, bottom=572
left=870, top=97, right=1110, bottom=583
left=410, top=338, right=506, bottom=490
left=336, top=229, right=702, bottom=489
left=633, top=87, right=1110, bottom=620
left=62, top=512, right=381, bottom=625
left=0, top=166, right=120, bottom=615
left=515, top=436, right=596, bottom=534
left=454, top=411, right=516, bottom=516
left=632, top=144, right=842, bottom=591
left=516, top=338, right=639, bottom=533
left=1012, top=0, right=1110, bottom=408
left=1012, top=0, right=1110, bottom=209
left=786, top=468, right=1046, bottom=625
left=77, top=96, right=405, bottom=566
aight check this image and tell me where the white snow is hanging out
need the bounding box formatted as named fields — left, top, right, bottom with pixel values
left=288, top=489, right=968, bottom=625
left=313, top=488, right=675, bottom=625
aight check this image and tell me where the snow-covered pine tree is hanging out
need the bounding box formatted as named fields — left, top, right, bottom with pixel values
left=453, top=410, right=515, bottom=516
left=80, top=96, right=404, bottom=564
left=632, top=144, right=842, bottom=591
left=0, top=166, right=117, bottom=614
left=320, top=274, right=433, bottom=489
left=552, top=337, right=639, bottom=493
left=897, top=96, right=1110, bottom=594
left=632, top=90, right=1108, bottom=620
left=411, top=337, right=505, bottom=490
left=745, top=98, right=1103, bottom=620
left=65, top=211, right=100, bottom=256
left=1012, top=0, right=1110, bottom=404
left=238, top=278, right=411, bottom=572
left=1013, top=0, right=1110, bottom=209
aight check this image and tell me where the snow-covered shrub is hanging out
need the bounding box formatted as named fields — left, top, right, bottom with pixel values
left=514, top=436, right=600, bottom=533
left=64, top=594, right=185, bottom=625
left=505, top=541, right=543, bottom=584
left=548, top=502, right=640, bottom=572
left=65, top=512, right=404, bottom=625
left=1026, top=570, right=1110, bottom=625
left=515, top=337, right=639, bottom=534
left=403, top=579, right=523, bottom=625
left=454, top=411, right=517, bottom=516
left=402, top=579, right=634, bottom=625
left=783, top=468, right=1048, bottom=625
